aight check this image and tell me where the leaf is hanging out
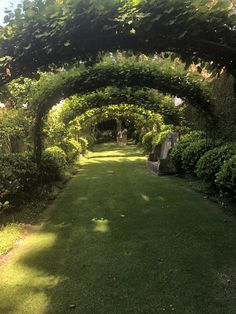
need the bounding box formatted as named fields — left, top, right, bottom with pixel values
left=178, top=30, right=188, bottom=39
left=64, top=41, right=71, bottom=47
left=151, top=14, right=162, bottom=23
left=35, top=32, right=50, bottom=39
left=164, top=7, right=174, bottom=14
left=24, top=43, right=31, bottom=50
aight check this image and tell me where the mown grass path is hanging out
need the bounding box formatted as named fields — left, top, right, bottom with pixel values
left=1, top=143, right=236, bottom=314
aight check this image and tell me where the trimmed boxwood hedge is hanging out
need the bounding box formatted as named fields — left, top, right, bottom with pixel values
left=215, top=155, right=236, bottom=199
left=196, top=144, right=236, bottom=184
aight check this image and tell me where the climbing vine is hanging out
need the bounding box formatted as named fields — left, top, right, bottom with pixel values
left=60, top=86, right=181, bottom=125
left=31, top=57, right=214, bottom=161
left=0, top=0, right=235, bottom=84
left=74, top=104, right=163, bottom=132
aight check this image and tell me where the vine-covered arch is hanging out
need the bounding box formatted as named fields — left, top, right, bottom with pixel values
left=73, top=104, right=163, bottom=133
left=0, top=0, right=235, bottom=83
left=60, top=87, right=180, bottom=125
left=32, top=59, right=214, bottom=161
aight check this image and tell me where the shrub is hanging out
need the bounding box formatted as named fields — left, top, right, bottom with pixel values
left=142, top=131, right=154, bottom=153
left=152, top=125, right=173, bottom=147
left=79, top=137, right=88, bottom=155
left=61, top=138, right=81, bottom=163
left=83, top=134, right=96, bottom=150
left=196, top=144, right=236, bottom=184
left=0, top=153, right=38, bottom=194
left=170, top=141, right=190, bottom=173
left=215, top=155, right=236, bottom=199
left=170, top=131, right=206, bottom=173
left=180, top=131, right=205, bottom=142
left=39, top=150, right=65, bottom=183
left=45, top=146, right=67, bottom=168
left=181, top=140, right=210, bottom=175
left=0, top=153, right=38, bottom=211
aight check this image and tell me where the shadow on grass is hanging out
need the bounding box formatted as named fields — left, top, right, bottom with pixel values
left=1, top=146, right=236, bottom=313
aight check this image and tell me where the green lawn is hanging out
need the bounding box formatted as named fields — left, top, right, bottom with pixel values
left=0, top=143, right=236, bottom=314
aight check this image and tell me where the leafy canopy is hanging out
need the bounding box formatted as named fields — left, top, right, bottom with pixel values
left=0, top=0, right=235, bottom=85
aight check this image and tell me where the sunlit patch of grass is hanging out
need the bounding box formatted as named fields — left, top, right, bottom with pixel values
left=0, top=143, right=236, bottom=313
left=0, top=224, right=24, bottom=256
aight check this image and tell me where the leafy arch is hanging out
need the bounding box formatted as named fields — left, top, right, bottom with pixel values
left=0, top=0, right=235, bottom=82
left=32, top=59, right=214, bottom=161
left=60, top=87, right=181, bottom=126
left=74, top=104, right=163, bottom=133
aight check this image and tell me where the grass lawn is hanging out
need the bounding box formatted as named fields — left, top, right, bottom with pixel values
left=0, top=143, right=236, bottom=314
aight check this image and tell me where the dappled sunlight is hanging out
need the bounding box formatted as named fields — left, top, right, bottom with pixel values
left=141, top=193, right=150, bottom=202
left=0, top=228, right=62, bottom=314
left=92, top=218, right=110, bottom=233
left=1, top=143, right=236, bottom=313
left=157, top=196, right=166, bottom=202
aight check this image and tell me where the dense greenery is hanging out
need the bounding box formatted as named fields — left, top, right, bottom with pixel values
left=196, top=144, right=236, bottom=184
left=0, top=0, right=235, bottom=85
left=31, top=56, right=213, bottom=160
left=216, top=155, right=236, bottom=200
left=181, top=140, right=211, bottom=175
left=76, top=104, right=163, bottom=132
left=0, top=150, right=66, bottom=214
left=170, top=133, right=236, bottom=201
left=61, top=86, right=180, bottom=125
left=0, top=108, right=31, bottom=153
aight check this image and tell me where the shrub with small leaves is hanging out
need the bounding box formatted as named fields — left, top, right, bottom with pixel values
left=215, top=155, right=236, bottom=199
left=182, top=140, right=210, bottom=175
left=196, top=144, right=236, bottom=184
left=170, top=131, right=206, bottom=173
left=61, top=138, right=81, bottom=163
left=45, top=146, right=67, bottom=169
left=142, top=131, right=154, bottom=154
left=39, top=151, right=65, bottom=184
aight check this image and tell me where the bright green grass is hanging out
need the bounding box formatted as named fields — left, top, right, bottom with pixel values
left=0, top=143, right=236, bottom=314
left=0, top=224, right=24, bottom=255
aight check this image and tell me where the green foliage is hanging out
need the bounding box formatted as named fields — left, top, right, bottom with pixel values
left=152, top=125, right=173, bottom=147
left=170, top=131, right=206, bottom=172
left=0, top=0, right=235, bottom=83
left=196, top=144, right=236, bottom=184
left=45, top=146, right=67, bottom=169
left=142, top=131, right=154, bottom=154
left=0, top=108, right=31, bottom=153
left=31, top=57, right=213, bottom=161
left=181, top=140, right=210, bottom=175
left=0, top=149, right=67, bottom=210
left=31, top=56, right=212, bottom=119
left=61, top=138, right=81, bottom=164
left=77, top=104, right=163, bottom=133
left=39, top=150, right=65, bottom=183
left=44, top=103, right=86, bottom=161
left=61, top=86, right=180, bottom=125
left=79, top=137, right=88, bottom=155
left=216, top=155, right=236, bottom=199
left=0, top=153, right=38, bottom=210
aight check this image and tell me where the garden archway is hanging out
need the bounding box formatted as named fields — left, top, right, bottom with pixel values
left=71, top=104, right=163, bottom=132
left=60, top=87, right=180, bottom=126
left=32, top=59, right=214, bottom=161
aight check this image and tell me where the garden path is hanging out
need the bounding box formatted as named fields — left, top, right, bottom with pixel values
left=1, top=143, right=236, bottom=314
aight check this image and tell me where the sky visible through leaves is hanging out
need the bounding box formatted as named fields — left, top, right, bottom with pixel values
left=0, top=0, right=21, bottom=25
